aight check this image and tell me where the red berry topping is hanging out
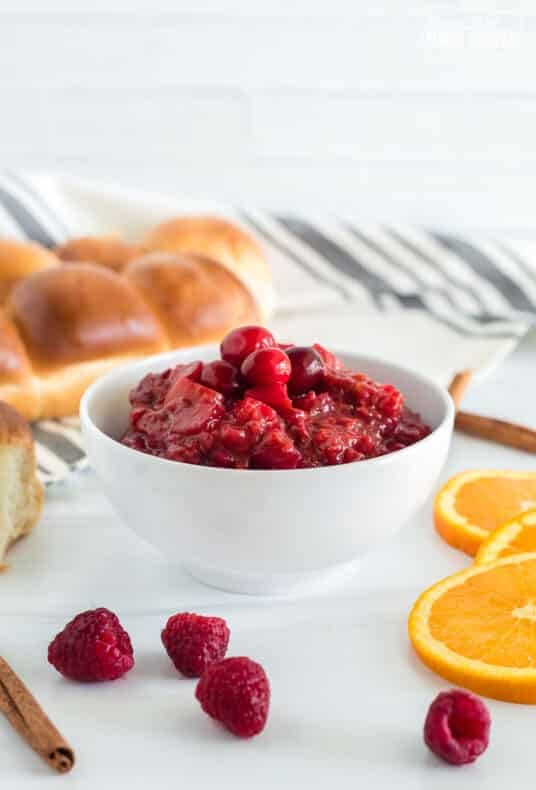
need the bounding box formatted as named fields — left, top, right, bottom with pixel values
left=195, top=656, right=270, bottom=738
left=424, top=689, right=491, bottom=765
left=245, top=382, right=292, bottom=412
left=48, top=608, right=134, bottom=682
left=200, top=360, right=240, bottom=396
left=161, top=613, right=230, bottom=678
left=220, top=326, right=275, bottom=367
left=287, top=346, right=326, bottom=395
left=241, top=348, right=291, bottom=386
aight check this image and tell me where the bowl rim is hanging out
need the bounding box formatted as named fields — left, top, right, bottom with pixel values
left=80, top=345, right=454, bottom=477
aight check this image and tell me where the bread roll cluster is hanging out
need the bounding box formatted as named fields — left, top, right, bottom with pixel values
left=0, top=217, right=272, bottom=420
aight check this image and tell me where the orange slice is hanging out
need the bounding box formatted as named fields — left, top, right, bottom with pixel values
left=434, top=470, right=536, bottom=556
left=476, top=509, right=536, bottom=564
left=409, top=552, right=536, bottom=703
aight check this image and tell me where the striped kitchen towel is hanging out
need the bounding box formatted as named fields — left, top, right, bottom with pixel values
left=0, top=172, right=534, bottom=484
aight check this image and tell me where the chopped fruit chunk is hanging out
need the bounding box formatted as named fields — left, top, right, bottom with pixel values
left=164, top=365, right=207, bottom=406
left=164, top=378, right=225, bottom=434
left=200, top=360, right=240, bottom=395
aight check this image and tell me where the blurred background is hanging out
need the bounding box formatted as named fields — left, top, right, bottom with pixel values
left=1, top=1, right=534, bottom=230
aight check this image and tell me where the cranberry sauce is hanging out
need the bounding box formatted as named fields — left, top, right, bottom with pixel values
left=121, top=326, right=431, bottom=469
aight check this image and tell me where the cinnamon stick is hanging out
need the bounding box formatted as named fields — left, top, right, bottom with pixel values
left=455, top=411, right=536, bottom=454
left=448, top=369, right=473, bottom=408
left=0, top=657, right=75, bottom=774
left=447, top=370, right=536, bottom=453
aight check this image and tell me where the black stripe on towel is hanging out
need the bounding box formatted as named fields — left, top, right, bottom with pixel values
left=383, top=226, right=488, bottom=316
left=32, top=425, right=85, bottom=466
left=240, top=212, right=352, bottom=302
left=494, top=241, right=536, bottom=287
left=345, top=225, right=427, bottom=289
left=0, top=185, right=58, bottom=247
left=345, top=225, right=467, bottom=315
left=8, top=173, right=71, bottom=240
left=429, top=232, right=535, bottom=312
left=275, top=217, right=523, bottom=339
left=276, top=215, right=394, bottom=308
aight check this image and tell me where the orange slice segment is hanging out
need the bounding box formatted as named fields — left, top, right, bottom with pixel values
left=434, top=470, right=536, bottom=556
left=476, top=509, right=536, bottom=564
left=409, top=552, right=536, bottom=703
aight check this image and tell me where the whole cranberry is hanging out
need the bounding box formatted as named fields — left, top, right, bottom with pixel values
left=220, top=326, right=275, bottom=367
left=200, top=360, right=240, bottom=395
left=287, top=346, right=326, bottom=395
left=241, top=348, right=291, bottom=386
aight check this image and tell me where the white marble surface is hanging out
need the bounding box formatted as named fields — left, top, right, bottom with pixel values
left=0, top=332, right=534, bottom=788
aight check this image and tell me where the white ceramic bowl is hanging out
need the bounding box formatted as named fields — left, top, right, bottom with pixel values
left=80, top=347, right=454, bottom=596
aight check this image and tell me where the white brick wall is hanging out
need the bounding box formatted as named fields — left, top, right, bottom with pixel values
left=1, top=1, right=536, bottom=229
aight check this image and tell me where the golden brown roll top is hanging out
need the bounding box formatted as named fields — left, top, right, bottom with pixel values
left=55, top=236, right=142, bottom=272
left=7, top=264, right=165, bottom=372
left=0, top=239, right=59, bottom=304
left=125, top=253, right=257, bottom=347
left=144, top=216, right=273, bottom=318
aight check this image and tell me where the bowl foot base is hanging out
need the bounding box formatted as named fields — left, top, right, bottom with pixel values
left=184, top=558, right=361, bottom=596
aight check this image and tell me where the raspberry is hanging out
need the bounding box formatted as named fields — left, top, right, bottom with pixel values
left=161, top=613, right=230, bottom=678
left=48, top=608, right=134, bottom=682
left=424, top=689, right=491, bottom=765
left=195, top=657, right=270, bottom=738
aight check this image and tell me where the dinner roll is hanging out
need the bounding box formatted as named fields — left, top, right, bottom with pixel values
left=6, top=263, right=166, bottom=418
left=0, top=215, right=273, bottom=420
left=0, top=239, right=59, bottom=304
left=143, top=216, right=273, bottom=318
left=0, top=312, right=40, bottom=420
left=0, top=401, right=43, bottom=567
left=124, top=252, right=259, bottom=347
left=55, top=235, right=142, bottom=272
